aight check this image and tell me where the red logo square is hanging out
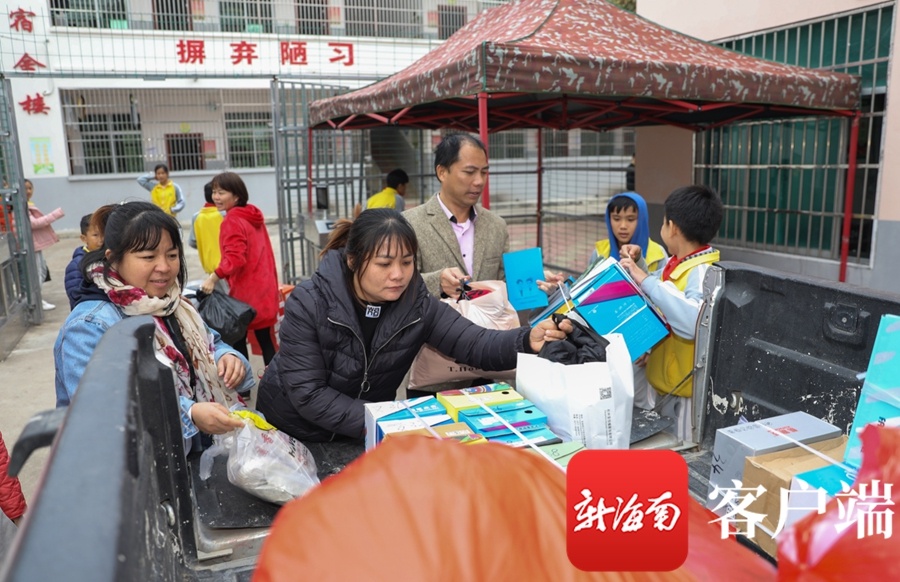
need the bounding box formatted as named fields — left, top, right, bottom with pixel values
left=567, top=450, right=689, bottom=571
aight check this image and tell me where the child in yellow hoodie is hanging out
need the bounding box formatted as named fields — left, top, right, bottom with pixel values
left=188, top=181, right=225, bottom=276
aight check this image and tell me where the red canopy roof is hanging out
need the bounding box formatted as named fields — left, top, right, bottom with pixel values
left=309, top=0, right=860, bottom=131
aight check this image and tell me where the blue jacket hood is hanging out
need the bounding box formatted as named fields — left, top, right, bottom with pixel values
left=605, top=191, right=651, bottom=261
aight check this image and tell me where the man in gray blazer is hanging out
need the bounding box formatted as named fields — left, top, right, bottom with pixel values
left=403, top=134, right=509, bottom=298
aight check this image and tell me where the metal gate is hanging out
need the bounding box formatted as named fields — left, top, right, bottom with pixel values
left=271, top=79, right=369, bottom=284
left=0, top=77, right=41, bottom=360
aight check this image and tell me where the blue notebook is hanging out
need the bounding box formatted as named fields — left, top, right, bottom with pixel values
left=502, top=247, right=549, bottom=311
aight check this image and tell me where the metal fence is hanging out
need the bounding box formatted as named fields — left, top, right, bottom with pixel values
left=278, top=119, right=634, bottom=281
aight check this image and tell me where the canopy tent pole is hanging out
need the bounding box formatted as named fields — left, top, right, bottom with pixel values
left=536, top=127, right=543, bottom=248
left=478, top=92, right=490, bottom=209
left=307, top=127, right=314, bottom=214
left=839, top=111, right=861, bottom=283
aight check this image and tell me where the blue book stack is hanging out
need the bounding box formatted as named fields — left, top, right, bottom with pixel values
left=531, top=257, right=668, bottom=361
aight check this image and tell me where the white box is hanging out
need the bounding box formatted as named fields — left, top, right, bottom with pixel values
left=363, top=396, right=450, bottom=450
left=707, top=411, right=841, bottom=513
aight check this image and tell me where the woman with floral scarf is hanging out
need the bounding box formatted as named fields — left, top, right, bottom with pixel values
left=54, top=202, right=253, bottom=441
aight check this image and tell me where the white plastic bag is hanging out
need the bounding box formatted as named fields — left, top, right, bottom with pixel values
left=516, top=333, right=634, bottom=449
left=199, top=410, right=320, bottom=504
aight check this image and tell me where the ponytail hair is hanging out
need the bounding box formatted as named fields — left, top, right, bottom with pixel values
left=321, top=218, right=354, bottom=257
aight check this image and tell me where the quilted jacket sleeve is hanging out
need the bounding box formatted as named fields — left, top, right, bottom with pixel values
left=0, top=431, right=26, bottom=521
left=275, top=287, right=366, bottom=438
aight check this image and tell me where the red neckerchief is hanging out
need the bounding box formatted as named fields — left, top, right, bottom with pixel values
left=662, top=245, right=711, bottom=282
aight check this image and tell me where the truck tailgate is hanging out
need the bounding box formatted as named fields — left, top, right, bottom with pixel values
left=687, top=261, right=900, bottom=497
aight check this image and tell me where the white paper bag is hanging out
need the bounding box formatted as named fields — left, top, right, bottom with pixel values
left=516, top=333, right=634, bottom=449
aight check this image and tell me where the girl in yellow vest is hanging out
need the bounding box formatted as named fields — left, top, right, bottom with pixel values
left=138, top=164, right=185, bottom=217
left=619, top=185, right=724, bottom=444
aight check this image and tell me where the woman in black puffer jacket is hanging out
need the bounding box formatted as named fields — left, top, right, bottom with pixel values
left=257, top=209, right=571, bottom=442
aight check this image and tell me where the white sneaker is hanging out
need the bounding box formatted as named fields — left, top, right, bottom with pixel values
left=41, top=300, right=56, bottom=311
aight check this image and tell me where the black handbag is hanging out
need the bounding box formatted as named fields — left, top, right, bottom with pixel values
left=197, top=290, right=256, bottom=346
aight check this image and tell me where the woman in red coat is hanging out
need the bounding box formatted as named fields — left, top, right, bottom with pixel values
left=200, top=172, right=280, bottom=371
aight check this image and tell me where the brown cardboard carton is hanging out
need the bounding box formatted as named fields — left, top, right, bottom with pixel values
left=739, top=434, right=847, bottom=557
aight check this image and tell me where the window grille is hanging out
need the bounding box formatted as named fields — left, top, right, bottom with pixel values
left=489, top=130, right=527, bottom=159
left=226, top=112, right=274, bottom=168
left=700, top=4, right=892, bottom=261
left=296, top=0, right=329, bottom=35
left=78, top=114, right=143, bottom=175
left=60, top=88, right=276, bottom=175
left=155, top=0, right=192, bottom=31
left=580, top=129, right=635, bottom=157
left=542, top=130, right=569, bottom=158
left=47, top=0, right=512, bottom=36
left=344, top=0, right=420, bottom=39
left=50, top=0, right=128, bottom=28
left=438, top=4, right=466, bottom=40
left=219, top=0, right=273, bottom=33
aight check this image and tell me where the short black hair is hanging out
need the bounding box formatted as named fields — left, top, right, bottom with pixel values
left=434, top=134, right=486, bottom=174
left=203, top=181, right=214, bottom=205
left=386, top=169, right=409, bottom=189
left=211, top=172, right=249, bottom=206
left=663, top=185, right=723, bottom=245
left=154, top=163, right=169, bottom=174
left=80, top=213, right=92, bottom=235
left=607, top=195, right=639, bottom=214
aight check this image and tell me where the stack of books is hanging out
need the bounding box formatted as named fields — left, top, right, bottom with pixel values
left=529, top=257, right=669, bottom=361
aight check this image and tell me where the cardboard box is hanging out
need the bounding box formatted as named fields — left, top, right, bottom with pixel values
left=707, top=411, right=841, bottom=513
left=364, top=396, right=451, bottom=450
left=739, top=435, right=847, bottom=557
left=845, top=314, right=900, bottom=468
left=458, top=399, right=548, bottom=437
left=489, top=426, right=563, bottom=447
left=436, top=383, right=522, bottom=421
left=788, top=462, right=858, bottom=517
left=381, top=422, right=488, bottom=445
left=528, top=441, right=586, bottom=468
left=370, top=415, right=454, bottom=450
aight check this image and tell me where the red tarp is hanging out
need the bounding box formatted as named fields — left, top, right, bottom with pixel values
left=309, top=0, right=860, bottom=132
left=255, top=436, right=776, bottom=581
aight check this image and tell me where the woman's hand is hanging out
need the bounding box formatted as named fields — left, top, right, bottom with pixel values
left=191, top=402, right=244, bottom=435
left=200, top=274, right=218, bottom=295
left=217, top=353, right=247, bottom=390
left=528, top=317, right=573, bottom=353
